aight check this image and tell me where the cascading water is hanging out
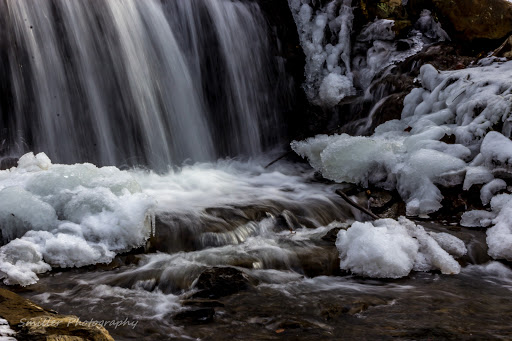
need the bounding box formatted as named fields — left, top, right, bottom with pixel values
left=0, top=0, right=283, bottom=168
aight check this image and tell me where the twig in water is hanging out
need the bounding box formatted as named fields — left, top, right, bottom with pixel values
left=335, top=189, right=380, bottom=220
left=264, top=150, right=294, bottom=169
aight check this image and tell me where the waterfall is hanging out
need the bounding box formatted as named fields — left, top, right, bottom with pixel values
left=0, top=0, right=283, bottom=169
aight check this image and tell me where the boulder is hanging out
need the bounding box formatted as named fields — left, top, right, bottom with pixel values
left=432, top=0, right=512, bottom=41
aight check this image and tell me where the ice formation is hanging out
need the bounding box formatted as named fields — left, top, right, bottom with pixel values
left=294, top=58, right=512, bottom=260
left=287, top=0, right=355, bottom=106
left=335, top=217, right=465, bottom=278
left=0, top=152, right=155, bottom=286
left=288, top=1, right=447, bottom=106
left=293, top=61, right=512, bottom=215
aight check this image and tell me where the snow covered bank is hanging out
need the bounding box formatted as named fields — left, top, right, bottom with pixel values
left=336, top=217, right=465, bottom=278
left=294, top=59, right=512, bottom=260
left=0, top=153, right=155, bottom=286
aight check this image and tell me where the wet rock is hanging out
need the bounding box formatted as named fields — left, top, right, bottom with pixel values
left=275, top=209, right=302, bottom=231
left=368, top=190, right=394, bottom=210
left=192, top=267, right=253, bottom=299
left=321, top=225, right=349, bottom=243
left=0, top=288, right=113, bottom=341
left=182, top=299, right=224, bottom=308
left=379, top=202, right=407, bottom=219
left=174, top=307, right=215, bottom=325
left=320, top=296, right=390, bottom=320
left=295, top=245, right=342, bottom=277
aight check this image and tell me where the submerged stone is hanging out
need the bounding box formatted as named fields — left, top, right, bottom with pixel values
left=192, top=267, right=253, bottom=299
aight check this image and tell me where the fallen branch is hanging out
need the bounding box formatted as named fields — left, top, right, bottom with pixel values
left=335, top=189, right=380, bottom=220
left=264, top=150, right=294, bottom=169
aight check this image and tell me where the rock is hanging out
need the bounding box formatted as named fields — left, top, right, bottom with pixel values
left=320, top=296, right=390, bottom=320
left=379, top=202, right=407, bottom=219
left=192, top=267, right=253, bottom=299
left=0, top=288, right=114, bottom=341
left=368, top=190, right=394, bottom=210
left=182, top=299, right=224, bottom=308
left=295, top=244, right=343, bottom=277
left=174, top=307, right=215, bottom=325
left=432, top=0, right=512, bottom=41
left=321, top=225, right=349, bottom=243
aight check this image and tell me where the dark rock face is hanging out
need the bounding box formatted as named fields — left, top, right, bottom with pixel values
left=193, top=267, right=253, bottom=299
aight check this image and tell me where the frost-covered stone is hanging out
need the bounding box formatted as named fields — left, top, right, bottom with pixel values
left=0, top=153, right=155, bottom=286
left=335, top=217, right=463, bottom=278
left=480, top=179, right=507, bottom=205
left=460, top=210, right=495, bottom=228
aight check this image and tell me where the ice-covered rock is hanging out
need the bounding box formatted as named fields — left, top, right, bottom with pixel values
left=293, top=60, right=512, bottom=216
left=487, top=196, right=512, bottom=261
left=335, top=217, right=463, bottom=278
left=0, top=152, right=155, bottom=286
left=481, top=131, right=512, bottom=176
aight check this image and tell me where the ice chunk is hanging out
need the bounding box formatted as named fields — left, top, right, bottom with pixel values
left=336, top=219, right=418, bottom=278
left=487, top=201, right=512, bottom=261
left=460, top=210, right=495, bottom=227
left=319, top=135, right=399, bottom=187
left=0, top=152, right=155, bottom=286
left=429, top=231, right=467, bottom=258
left=0, top=239, right=51, bottom=286
left=481, top=179, right=507, bottom=205
left=17, top=152, right=52, bottom=171
left=481, top=131, right=512, bottom=175
left=318, top=73, right=354, bottom=107
left=336, top=217, right=463, bottom=278
left=0, top=186, right=58, bottom=242
left=463, top=166, right=494, bottom=190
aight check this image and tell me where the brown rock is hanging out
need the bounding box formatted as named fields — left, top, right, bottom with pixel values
left=192, top=267, right=253, bottom=299
left=433, top=0, right=512, bottom=41
left=0, top=288, right=114, bottom=341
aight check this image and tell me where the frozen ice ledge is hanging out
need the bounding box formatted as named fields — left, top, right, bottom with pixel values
left=293, top=59, right=512, bottom=262
left=0, top=152, right=155, bottom=286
